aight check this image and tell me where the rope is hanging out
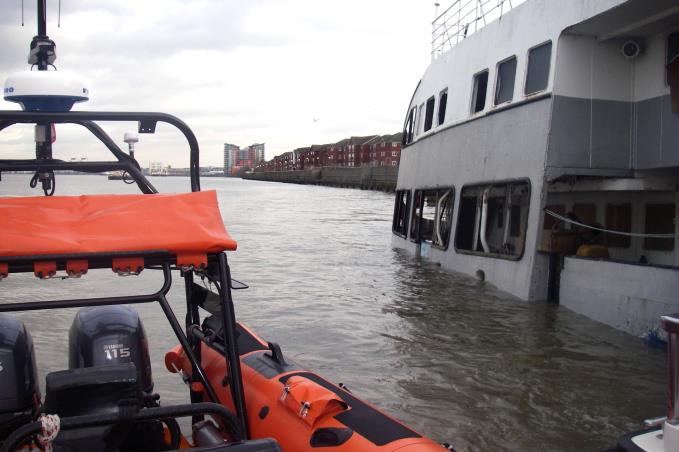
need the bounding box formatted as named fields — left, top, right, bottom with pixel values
left=543, top=208, right=679, bottom=239
left=37, top=414, right=60, bottom=452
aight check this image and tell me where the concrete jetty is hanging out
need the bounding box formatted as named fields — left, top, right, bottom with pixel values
left=242, top=166, right=398, bottom=192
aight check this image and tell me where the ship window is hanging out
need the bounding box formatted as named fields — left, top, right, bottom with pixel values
left=525, top=41, right=552, bottom=95
left=410, top=190, right=424, bottom=241
left=605, top=203, right=631, bottom=248
left=494, top=56, right=517, bottom=105
left=667, top=31, right=679, bottom=78
left=424, top=96, right=436, bottom=132
left=393, top=190, right=411, bottom=238
left=645, top=203, right=676, bottom=251
left=471, top=70, right=488, bottom=113
left=438, top=89, right=448, bottom=126
left=409, top=188, right=455, bottom=249
left=404, top=107, right=416, bottom=144
left=667, top=31, right=679, bottom=112
left=455, top=180, right=530, bottom=259
left=455, top=193, right=479, bottom=250
left=415, top=103, right=424, bottom=136
left=510, top=204, right=522, bottom=237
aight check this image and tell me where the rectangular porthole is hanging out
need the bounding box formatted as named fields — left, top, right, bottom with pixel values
left=415, top=103, right=424, bottom=137
left=667, top=31, right=679, bottom=112
left=392, top=190, right=411, bottom=238
left=525, top=41, right=552, bottom=95
left=410, top=190, right=424, bottom=241
left=437, top=89, right=448, bottom=126
left=404, top=107, right=416, bottom=144
left=454, top=180, right=530, bottom=259
left=424, top=96, right=436, bottom=132
left=409, top=188, right=455, bottom=249
left=471, top=70, right=488, bottom=114
left=494, top=56, right=517, bottom=105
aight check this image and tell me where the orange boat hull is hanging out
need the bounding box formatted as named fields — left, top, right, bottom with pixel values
left=167, top=324, right=444, bottom=451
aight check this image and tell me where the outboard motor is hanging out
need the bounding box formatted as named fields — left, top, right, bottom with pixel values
left=35, top=307, right=168, bottom=452
left=0, top=315, right=40, bottom=440
left=69, top=305, right=153, bottom=394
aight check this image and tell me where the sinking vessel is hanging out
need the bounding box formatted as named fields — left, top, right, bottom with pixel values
left=0, top=2, right=446, bottom=451
left=393, top=0, right=679, bottom=337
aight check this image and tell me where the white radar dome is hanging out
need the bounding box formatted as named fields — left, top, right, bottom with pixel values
left=124, top=132, right=139, bottom=144
left=3, top=70, right=89, bottom=112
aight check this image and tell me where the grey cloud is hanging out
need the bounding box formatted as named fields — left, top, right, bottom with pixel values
left=1, top=0, right=424, bottom=166
left=2, top=0, right=289, bottom=70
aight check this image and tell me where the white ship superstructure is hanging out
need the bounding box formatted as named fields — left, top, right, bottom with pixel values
left=394, top=0, right=679, bottom=336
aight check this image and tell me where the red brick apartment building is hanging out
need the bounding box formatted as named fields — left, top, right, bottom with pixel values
left=256, top=132, right=402, bottom=172
left=298, top=145, right=327, bottom=169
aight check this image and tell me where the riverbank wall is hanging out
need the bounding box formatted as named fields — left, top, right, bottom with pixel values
left=242, top=166, right=398, bottom=192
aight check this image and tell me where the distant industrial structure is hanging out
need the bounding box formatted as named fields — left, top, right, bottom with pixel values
left=224, top=143, right=265, bottom=176
left=148, top=161, right=168, bottom=176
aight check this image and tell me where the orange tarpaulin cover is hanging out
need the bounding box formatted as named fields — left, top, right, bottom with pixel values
left=0, top=190, right=236, bottom=259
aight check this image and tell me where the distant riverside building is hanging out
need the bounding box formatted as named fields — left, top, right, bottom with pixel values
left=255, top=133, right=402, bottom=172
left=251, top=143, right=265, bottom=164
left=223, top=143, right=239, bottom=176
left=148, top=161, right=167, bottom=176
left=224, top=142, right=265, bottom=176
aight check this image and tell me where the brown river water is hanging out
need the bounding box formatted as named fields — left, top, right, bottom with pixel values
left=0, top=174, right=666, bottom=451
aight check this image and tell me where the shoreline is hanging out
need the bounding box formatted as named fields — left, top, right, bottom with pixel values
left=242, top=166, right=398, bottom=192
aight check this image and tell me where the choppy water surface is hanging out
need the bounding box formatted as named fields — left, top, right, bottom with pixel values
left=0, top=174, right=666, bottom=451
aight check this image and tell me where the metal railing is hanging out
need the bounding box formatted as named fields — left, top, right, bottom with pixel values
left=431, top=0, right=525, bottom=60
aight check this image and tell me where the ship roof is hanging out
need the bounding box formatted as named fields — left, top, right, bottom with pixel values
left=566, top=0, right=678, bottom=38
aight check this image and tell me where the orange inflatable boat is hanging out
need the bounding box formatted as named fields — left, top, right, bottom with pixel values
left=0, top=2, right=449, bottom=448
left=166, top=321, right=445, bottom=451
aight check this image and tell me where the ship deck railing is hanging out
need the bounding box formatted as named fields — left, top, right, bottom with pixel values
left=431, top=0, right=525, bottom=61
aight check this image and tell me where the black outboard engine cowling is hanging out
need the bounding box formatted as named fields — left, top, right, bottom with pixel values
left=69, top=305, right=153, bottom=393
left=0, top=315, right=40, bottom=440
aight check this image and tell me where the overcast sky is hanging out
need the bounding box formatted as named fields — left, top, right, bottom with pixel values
left=0, top=1, right=435, bottom=167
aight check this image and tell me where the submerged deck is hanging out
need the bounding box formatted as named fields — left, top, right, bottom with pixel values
left=560, top=256, right=679, bottom=337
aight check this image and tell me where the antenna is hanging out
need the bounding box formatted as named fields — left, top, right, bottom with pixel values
left=124, top=132, right=140, bottom=161
left=28, top=0, right=57, bottom=70
left=4, top=0, right=89, bottom=195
